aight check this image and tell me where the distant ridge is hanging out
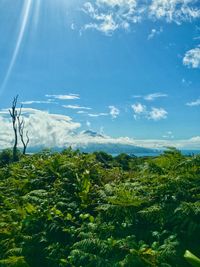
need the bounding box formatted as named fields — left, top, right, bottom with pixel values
left=77, top=143, right=155, bottom=154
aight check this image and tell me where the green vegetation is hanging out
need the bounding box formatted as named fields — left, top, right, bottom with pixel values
left=0, top=148, right=200, bottom=266
left=184, top=250, right=200, bottom=267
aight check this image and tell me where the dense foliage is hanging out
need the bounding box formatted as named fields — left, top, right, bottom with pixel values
left=0, top=148, right=200, bottom=266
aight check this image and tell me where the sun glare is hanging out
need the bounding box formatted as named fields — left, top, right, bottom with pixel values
left=0, top=0, right=33, bottom=94
left=0, top=0, right=78, bottom=96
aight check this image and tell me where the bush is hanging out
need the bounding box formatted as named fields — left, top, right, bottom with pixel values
left=0, top=149, right=13, bottom=165
left=0, top=149, right=199, bottom=266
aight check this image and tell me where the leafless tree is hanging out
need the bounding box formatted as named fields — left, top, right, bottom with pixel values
left=9, top=95, right=19, bottom=161
left=9, top=96, right=30, bottom=160
left=17, top=106, right=29, bottom=155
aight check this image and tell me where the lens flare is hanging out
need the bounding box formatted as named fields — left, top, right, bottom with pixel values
left=0, top=0, right=32, bottom=94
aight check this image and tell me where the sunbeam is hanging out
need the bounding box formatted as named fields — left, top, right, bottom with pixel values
left=33, top=0, right=41, bottom=29
left=0, top=0, right=32, bottom=94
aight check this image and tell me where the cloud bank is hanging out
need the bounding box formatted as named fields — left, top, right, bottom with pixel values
left=0, top=108, right=199, bottom=150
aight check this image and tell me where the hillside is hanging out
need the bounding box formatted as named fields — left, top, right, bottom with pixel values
left=0, top=148, right=200, bottom=266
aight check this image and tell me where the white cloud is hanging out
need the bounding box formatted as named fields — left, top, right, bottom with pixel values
left=183, top=46, right=200, bottom=68
left=133, top=136, right=200, bottom=149
left=131, top=103, right=146, bottom=114
left=186, top=98, right=200, bottom=106
left=132, top=95, right=142, bottom=99
left=82, top=2, right=118, bottom=35
left=97, top=0, right=136, bottom=7
left=84, top=15, right=118, bottom=36
left=132, top=103, right=168, bottom=121
left=133, top=92, right=168, bottom=101
left=82, top=0, right=141, bottom=35
left=190, top=136, right=200, bottom=142
left=86, top=121, right=91, bottom=127
left=81, top=0, right=200, bottom=35
left=62, top=105, right=91, bottom=110
left=148, top=27, right=163, bottom=40
left=144, top=92, right=168, bottom=101
left=77, top=110, right=88, bottom=114
left=88, top=112, right=108, bottom=117
left=21, top=99, right=55, bottom=105
left=149, top=0, right=200, bottom=24
left=148, top=107, right=168, bottom=120
left=46, top=94, right=80, bottom=100
left=71, top=23, right=76, bottom=30
left=109, top=105, right=120, bottom=118
left=131, top=103, right=147, bottom=120
left=0, top=108, right=199, bottom=150
left=0, top=108, right=80, bottom=149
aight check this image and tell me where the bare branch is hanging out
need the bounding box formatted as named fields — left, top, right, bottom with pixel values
left=9, top=95, right=19, bottom=161
left=17, top=112, right=29, bottom=155
left=9, top=95, right=30, bottom=158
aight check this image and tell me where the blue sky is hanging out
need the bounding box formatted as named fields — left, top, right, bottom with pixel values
left=0, top=0, right=200, bottom=149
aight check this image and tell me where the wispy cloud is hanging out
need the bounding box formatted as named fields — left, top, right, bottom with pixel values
left=83, top=14, right=118, bottom=36
left=144, top=92, right=168, bottom=101
left=133, top=92, right=168, bottom=101
left=22, top=99, right=55, bottom=105
left=186, top=98, right=200, bottom=106
left=193, top=36, right=200, bottom=40
left=46, top=94, right=80, bottom=100
left=88, top=112, right=108, bottom=117
left=77, top=110, right=88, bottom=114
left=80, top=0, right=200, bottom=35
left=109, top=105, right=120, bottom=118
left=82, top=0, right=141, bottom=35
left=147, top=27, right=163, bottom=40
left=162, top=131, right=174, bottom=139
left=149, top=0, right=200, bottom=24
left=71, top=23, right=76, bottom=30
left=183, top=46, right=200, bottom=68
left=62, top=105, right=91, bottom=110
left=182, top=78, right=192, bottom=86
left=85, top=106, right=120, bottom=119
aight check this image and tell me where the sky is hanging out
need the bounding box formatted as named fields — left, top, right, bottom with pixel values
left=0, top=0, right=200, bottom=150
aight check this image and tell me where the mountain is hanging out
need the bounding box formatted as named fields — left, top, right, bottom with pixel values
left=23, top=130, right=157, bottom=155
left=76, top=143, right=155, bottom=155
left=81, top=130, right=104, bottom=138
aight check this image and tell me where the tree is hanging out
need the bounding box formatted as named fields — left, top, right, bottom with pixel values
left=17, top=106, right=29, bottom=155
left=9, top=96, right=19, bottom=161
left=9, top=95, right=29, bottom=160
